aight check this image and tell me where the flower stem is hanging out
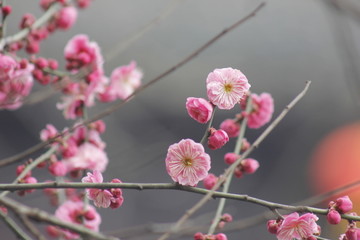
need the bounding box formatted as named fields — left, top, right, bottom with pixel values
left=200, top=106, right=216, bottom=145
left=207, top=95, right=252, bottom=235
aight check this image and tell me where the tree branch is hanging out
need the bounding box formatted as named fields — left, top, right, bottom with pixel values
left=0, top=196, right=119, bottom=240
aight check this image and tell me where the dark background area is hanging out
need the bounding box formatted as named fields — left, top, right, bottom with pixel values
left=1, top=0, right=360, bottom=239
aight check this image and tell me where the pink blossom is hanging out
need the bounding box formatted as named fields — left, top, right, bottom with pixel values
left=206, top=67, right=250, bottom=110
left=40, top=124, right=58, bottom=141
left=335, top=196, right=353, bottom=214
left=327, top=209, right=341, bottom=225
left=100, top=61, right=142, bottom=101
left=82, top=171, right=113, bottom=208
left=64, top=34, right=103, bottom=71
left=165, top=139, right=211, bottom=186
left=48, top=161, right=67, bottom=177
left=63, top=142, right=108, bottom=173
left=276, top=212, right=320, bottom=240
left=215, top=233, right=228, bottom=240
left=0, top=56, right=34, bottom=110
left=208, top=129, right=229, bottom=150
left=241, top=158, right=259, bottom=174
left=56, top=95, right=85, bottom=119
left=54, top=200, right=101, bottom=239
left=82, top=171, right=124, bottom=209
left=220, top=119, right=240, bottom=137
left=244, top=93, right=274, bottom=129
left=186, top=97, right=213, bottom=124
left=55, top=6, right=78, bottom=30
left=267, top=219, right=281, bottom=234
left=203, top=173, right=218, bottom=190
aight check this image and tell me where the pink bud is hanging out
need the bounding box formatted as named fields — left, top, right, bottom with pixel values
left=48, top=161, right=67, bottom=176
left=336, top=196, right=353, bottom=214
left=203, top=173, right=218, bottom=190
left=215, top=233, right=228, bottom=240
left=35, top=57, right=48, bottom=69
left=327, top=209, right=341, bottom=225
left=25, top=41, right=40, bottom=54
left=25, top=176, right=37, bottom=193
left=208, top=129, right=229, bottom=150
left=46, top=225, right=60, bottom=237
left=267, top=219, right=280, bottom=234
left=241, top=138, right=250, bottom=151
left=220, top=119, right=240, bottom=137
left=221, top=213, right=233, bottom=222
left=2, top=5, right=12, bottom=16
left=0, top=206, right=8, bottom=215
left=186, top=97, right=213, bottom=124
left=16, top=165, right=31, bottom=178
left=20, top=13, right=36, bottom=29
left=84, top=209, right=96, bottom=220
left=48, top=59, right=58, bottom=70
left=241, top=158, right=259, bottom=174
left=224, top=152, right=239, bottom=165
left=55, top=6, right=78, bottom=30
left=110, top=197, right=124, bottom=209
left=194, top=232, right=204, bottom=240
left=234, top=167, right=243, bottom=178
left=346, top=227, right=359, bottom=240
left=77, top=0, right=91, bottom=8
left=306, top=236, right=317, bottom=240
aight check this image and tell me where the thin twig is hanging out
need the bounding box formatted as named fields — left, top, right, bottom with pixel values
left=0, top=209, right=33, bottom=240
left=0, top=2, right=266, bottom=168
left=0, top=2, right=62, bottom=50
left=157, top=80, right=311, bottom=240
left=15, top=213, right=47, bottom=240
left=0, top=196, right=119, bottom=240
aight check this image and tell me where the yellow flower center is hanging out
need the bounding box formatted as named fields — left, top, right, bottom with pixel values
left=224, top=83, right=233, bottom=93
left=183, top=157, right=193, bottom=166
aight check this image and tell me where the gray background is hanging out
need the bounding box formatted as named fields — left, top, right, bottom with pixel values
left=1, top=0, right=360, bottom=239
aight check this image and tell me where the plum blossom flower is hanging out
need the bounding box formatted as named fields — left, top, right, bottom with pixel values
left=165, top=139, right=211, bottom=186
left=186, top=97, right=213, bottom=124
left=82, top=170, right=113, bottom=208
left=99, top=61, right=142, bottom=101
left=63, top=142, right=108, bottom=173
left=243, top=92, right=274, bottom=129
left=206, top=67, right=250, bottom=110
left=0, top=55, right=34, bottom=109
left=276, top=212, right=320, bottom=240
left=82, top=171, right=124, bottom=208
left=54, top=200, right=101, bottom=239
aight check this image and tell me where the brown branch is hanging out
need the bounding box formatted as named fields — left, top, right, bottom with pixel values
left=0, top=2, right=266, bottom=168
left=0, top=196, right=119, bottom=240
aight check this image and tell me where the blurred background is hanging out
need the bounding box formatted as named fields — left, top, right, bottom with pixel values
left=1, top=0, right=360, bottom=239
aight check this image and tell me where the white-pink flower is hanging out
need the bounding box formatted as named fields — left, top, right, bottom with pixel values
left=244, top=92, right=274, bottom=129
left=54, top=200, right=101, bottom=239
left=165, top=139, right=211, bottom=186
left=100, top=61, right=142, bottom=101
left=82, top=170, right=113, bottom=208
left=63, top=142, right=108, bottom=173
left=276, top=212, right=320, bottom=240
left=206, top=67, right=250, bottom=110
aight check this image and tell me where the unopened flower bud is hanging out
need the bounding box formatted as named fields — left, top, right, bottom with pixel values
left=241, top=158, right=259, bottom=174
left=220, top=119, right=240, bottom=137
left=336, top=196, right=353, bottom=214
left=208, top=129, right=229, bottom=150
left=224, top=152, right=239, bottom=165
left=186, top=97, right=213, bottom=124
left=215, top=233, right=228, bottom=240
left=327, top=209, right=341, bottom=225
left=267, top=219, right=280, bottom=234
left=203, top=173, right=218, bottom=190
